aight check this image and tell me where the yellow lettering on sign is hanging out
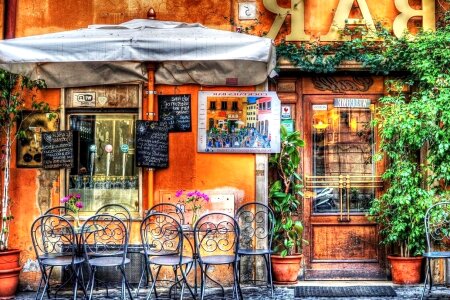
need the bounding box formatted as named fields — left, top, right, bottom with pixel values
left=263, top=0, right=310, bottom=41
left=321, top=0, right=377, bottom=41
left=393, top=0, right=435, bottom=37
left=262, top=0, right=437, bottom=41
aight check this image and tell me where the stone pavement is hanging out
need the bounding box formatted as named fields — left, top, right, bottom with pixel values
left=13, top=282, right=450, bottom=299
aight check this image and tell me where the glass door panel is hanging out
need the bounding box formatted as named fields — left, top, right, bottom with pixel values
left=309, top=104, right=381, bottom=217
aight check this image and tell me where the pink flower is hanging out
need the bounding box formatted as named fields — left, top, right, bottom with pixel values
left=175, top=189, right=209, bottom=215
left=61, top=194, right=84, bottom=212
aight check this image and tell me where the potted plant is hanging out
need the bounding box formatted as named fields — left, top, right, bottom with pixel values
left=0, top=69, right=48, bottom=298
left=368, top=87, right=433, bottom=284
left=268, top=126, right=307, bottom=284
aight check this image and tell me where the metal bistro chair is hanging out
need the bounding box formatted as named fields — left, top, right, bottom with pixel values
left=140, top=212, right=195, bottom=300
left=421, top=201, right=450, bottom=300
left=194, top=212, right=241, bottom=300
left=91, top=204, right=133, bottom=295
left=31, top=214, right=86, bottom=300
left=235, top=202, right=274, bottom=297
left=34, top=206, right=78, bottom=298
left=81, top=213, right=133, bottom=300
left=137, top=203, right=185, bottom=296
left=95, top=203, right=132, bottom=232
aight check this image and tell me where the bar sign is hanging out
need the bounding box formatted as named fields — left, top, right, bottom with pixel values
left=334, top=98, right=371, bottom=108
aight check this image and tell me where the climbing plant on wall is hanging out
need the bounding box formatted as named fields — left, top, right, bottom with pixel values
left=275, top=11, right=450, bottom=257
left=369, top=25, right=450, bottom=256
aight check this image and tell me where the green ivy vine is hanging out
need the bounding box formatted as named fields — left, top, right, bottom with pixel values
left=277, top=17, right=450, bottom=257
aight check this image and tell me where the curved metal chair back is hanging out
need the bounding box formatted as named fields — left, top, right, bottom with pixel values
left=194, top=212, right=240, bottom=263
left=95, top=203, right=132, bottom=232
left=147, top=202, right=185, bottom=225
left=140, top=212, right=183, bottom=256
left=235, top=202, right=274, bottom=251
left=31, top=214, right=78, bottom=261
left=44, top=206, right=76, bottom=221
left=425, top=201, right=450, bottom=252
left=81, top=213, right=129, bottom=264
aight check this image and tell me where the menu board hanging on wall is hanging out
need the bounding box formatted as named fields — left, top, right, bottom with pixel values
left=135, top=120, right=169, bottom=168
left=158, top=94, right=191, bottom=132
left=42, top=130, right=74, bottom=169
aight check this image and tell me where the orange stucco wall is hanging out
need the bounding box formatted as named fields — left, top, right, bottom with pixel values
left=13, top=0, right=233, bottom=37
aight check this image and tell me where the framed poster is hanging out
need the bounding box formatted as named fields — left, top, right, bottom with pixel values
left=16, top=111, right=60, bottom=168
left=198, top=91, right=280, bottom=153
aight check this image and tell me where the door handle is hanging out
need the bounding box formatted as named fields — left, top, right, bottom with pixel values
left=338, top=175, right=351, bottom=222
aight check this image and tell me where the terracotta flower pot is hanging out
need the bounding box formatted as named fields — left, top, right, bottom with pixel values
left=271, top=254, right=303, bottom=285
left=0, top=266, right=22, bottom=299
left=0, top=250, right=22, bottom=299
left=388, top=255, right=423, bottom=284
left=0, top=249, right=20, bottom=270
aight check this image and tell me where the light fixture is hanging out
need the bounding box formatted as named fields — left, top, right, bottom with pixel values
left=147, top=8, right=156, bottom=19
left=350, top=117, right=358, bottom=132
left=313, top=121, right=329, bottom=130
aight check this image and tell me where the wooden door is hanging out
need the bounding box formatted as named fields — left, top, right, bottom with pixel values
left=303, top=95, right=386, bottom=280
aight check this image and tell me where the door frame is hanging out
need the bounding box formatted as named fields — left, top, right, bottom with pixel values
left=301, top=93, right=386, bottom=279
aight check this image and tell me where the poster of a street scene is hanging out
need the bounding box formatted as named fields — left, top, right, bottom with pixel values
left=198, top=91, right=280, bottom=153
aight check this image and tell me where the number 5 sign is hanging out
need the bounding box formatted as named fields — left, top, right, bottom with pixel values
left=238, top=2, right=256, bottom=20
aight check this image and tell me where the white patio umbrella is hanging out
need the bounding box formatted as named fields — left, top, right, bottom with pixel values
left=0, top=19, right=276, bottom=88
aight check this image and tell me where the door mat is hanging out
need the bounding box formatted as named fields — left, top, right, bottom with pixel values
left=294, top=286, right=397, bottom=298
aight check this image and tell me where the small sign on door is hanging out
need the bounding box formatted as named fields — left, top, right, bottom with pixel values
left=281, top=105, right=291, bottom=119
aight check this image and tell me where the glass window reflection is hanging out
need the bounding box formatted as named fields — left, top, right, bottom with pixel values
left=68, top=114, right=139, bottom=213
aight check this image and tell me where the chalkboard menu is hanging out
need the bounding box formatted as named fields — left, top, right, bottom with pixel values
left=135, top=121, right=169, bottom=169
left=158, top=94, right=191, bottom=132
left=42, top=130, right=74, bottom=169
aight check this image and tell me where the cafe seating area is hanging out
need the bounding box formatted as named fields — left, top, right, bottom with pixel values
left=30, top=201, right=274, bottom=300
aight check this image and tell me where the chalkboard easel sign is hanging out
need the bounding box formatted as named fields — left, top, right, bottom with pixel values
left=42, top=130, right=74, bottom=169
left=135, top=121, right=169, bottom=169
left=158, top=94, right=191, bottom=132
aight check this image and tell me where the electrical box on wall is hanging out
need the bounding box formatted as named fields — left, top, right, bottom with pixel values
left=210, top=194, right=235, bottom=203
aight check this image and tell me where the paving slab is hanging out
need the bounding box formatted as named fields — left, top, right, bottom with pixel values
left=13, top=282, right=450, bottom=299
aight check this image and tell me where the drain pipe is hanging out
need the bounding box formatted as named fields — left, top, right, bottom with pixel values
left=145, top=8, right=157, bottom=209
left=4, top=0, right=17, bottom=39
